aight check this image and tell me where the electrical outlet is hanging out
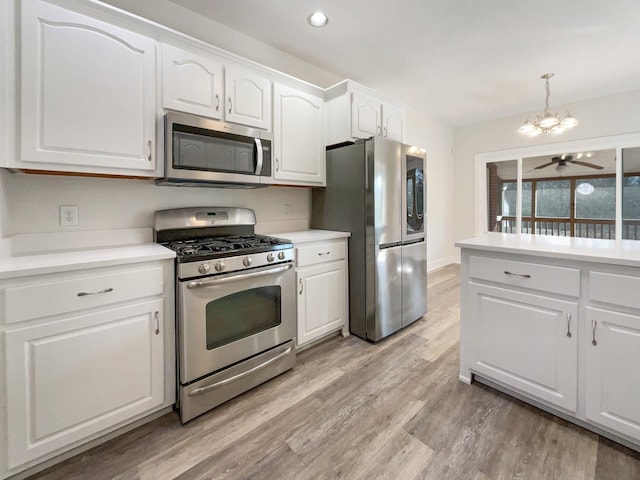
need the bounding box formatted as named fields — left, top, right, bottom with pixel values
left=60, top=205, right=79, bottom=226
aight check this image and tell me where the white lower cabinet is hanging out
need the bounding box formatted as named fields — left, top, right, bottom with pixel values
left=0, top=261, right=174, bottom=477
left=469, top=283, right=578, bottom=411
left=584, top=270, right=640, bottom=444
left=5, top=300, right=164, bottom=469
left=297, top=261, right=346, bottom=346
left=293, top=236, right=349, bottom=348
left=460, top=248, right=640, bottom=450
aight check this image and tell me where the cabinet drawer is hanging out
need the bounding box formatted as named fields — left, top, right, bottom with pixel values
left=296, top=240, right=346, bottom=267
left=4, top=266, right=164, bottom=324
left=469, top=255, right=580, bottom=297
left=589, top=271, right=640, bottom=309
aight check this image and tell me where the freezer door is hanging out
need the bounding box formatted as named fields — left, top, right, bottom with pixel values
left=401, top=145, right=426, bottom=243
left=402, top=239, right=428, bottom=326
left=369, top=244, right=403, bottom=341
left=370, top=137, right=402, bottom=246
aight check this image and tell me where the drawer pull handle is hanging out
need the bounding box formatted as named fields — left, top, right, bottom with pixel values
left=318, top=251, right=331, bottom=256
left=566, top=313, right=572, bottom=338
left=228, top=97, right=232, bottom=114
left=504, top=271, right=531, bottom=279
left=592, top=320, right=598, bottom=346
left=147, top=140, right=152, bottom=162
left=215, top=94, right=220, bottom=111
left=77, top=288, right=114, bottom=297
left=299, top=278, right=304, bottom=295
left=154, top=311, right=160, bottom=335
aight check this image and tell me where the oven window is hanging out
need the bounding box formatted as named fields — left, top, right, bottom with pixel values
left=205, top=286, right=281, bottom=350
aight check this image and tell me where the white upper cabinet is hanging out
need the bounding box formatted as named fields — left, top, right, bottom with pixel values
left=351, top=90, right=381, bottom=139
left=325, top=80, right=406, bottom=145
left=273, top=83, right=325, bottom=185
left=161, top=43, right=224, bottom=120
left=224, top=65, right=271, bottom=130
left=382, top=102, right=405, bottom=143
left=18, top=0, right=157, bottom=176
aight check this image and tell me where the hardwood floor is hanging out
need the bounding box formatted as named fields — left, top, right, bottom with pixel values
left=28, top=264, right=640, bottom=480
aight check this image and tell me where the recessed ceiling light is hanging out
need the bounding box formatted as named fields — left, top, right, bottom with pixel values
left=307, top=11, right=328, bottom=28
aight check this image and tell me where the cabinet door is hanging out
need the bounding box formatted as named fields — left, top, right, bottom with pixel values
left=5, top=300, right=164, bottom=469
left=162, top=44, right=223, bottom=119
left=382, top=103, right=405, bottom=142
left=585, top=307, right=640, bottom=441
left=273, top=83, right=325, bottom=185
left=469, top=283, right=578, bottom=411
left=224, top=65, right=271, bottom=129
left=297, top=261, right=346, bottom=346
left=351, top=90, right=381, bottom=139
left=20, top=0, right=157, bottom=174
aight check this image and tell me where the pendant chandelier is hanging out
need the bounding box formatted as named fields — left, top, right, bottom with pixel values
left=518, top=73, right=578, bottom=137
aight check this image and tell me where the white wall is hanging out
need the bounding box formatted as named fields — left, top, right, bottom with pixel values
left=452, top=89, right=640, bottom=243
left=0, top=171, right=310, bottom=236
left=405, top=110, right=456, bottom=270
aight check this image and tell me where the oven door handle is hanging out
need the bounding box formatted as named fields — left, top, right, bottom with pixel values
left=185, top=263, right=293, bottom=289
left=187, top=344, right=294, bottom=396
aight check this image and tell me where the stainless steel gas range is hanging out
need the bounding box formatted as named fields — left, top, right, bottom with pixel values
left=154, top=207, right=296, bottom=423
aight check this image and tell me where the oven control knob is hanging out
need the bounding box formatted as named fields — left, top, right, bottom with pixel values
left=198, top=263, right=210, bottom=275
left=278, top=251, right=285, bottom=260
left=215, top=261, right=225, bottom=272
left=267, top=253, right=274, bottom=262
left=243, top=257, right=252, bottom=267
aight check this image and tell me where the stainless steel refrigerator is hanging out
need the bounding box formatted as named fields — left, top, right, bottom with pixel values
left=311, top=137, right=427, bottom=341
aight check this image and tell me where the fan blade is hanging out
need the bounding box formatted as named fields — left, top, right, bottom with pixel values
left=534, top=161, right=556, bottom=169
left=566, top=160, right=604, bottom=170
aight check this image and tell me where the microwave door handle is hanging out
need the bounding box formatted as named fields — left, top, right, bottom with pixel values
left=254, top=138, right=263, bottom=175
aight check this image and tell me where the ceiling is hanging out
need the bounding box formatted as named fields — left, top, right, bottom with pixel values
left=168, top=0, right=640, bottom=127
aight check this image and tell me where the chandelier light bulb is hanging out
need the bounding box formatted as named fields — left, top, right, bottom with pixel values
left=518, top=73, right=578, bottom=137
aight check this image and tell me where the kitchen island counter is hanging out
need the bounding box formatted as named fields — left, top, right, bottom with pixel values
left=456, top=232, right=640, bottom=267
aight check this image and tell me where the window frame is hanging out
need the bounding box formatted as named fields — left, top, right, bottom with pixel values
left=474, top=132, right=640, bottom=239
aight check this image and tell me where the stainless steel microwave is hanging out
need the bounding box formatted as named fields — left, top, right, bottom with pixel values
left=158, top=111, right=273, bottom=187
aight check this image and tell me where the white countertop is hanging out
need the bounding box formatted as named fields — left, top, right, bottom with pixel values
left=0, top=229, right=175, bottom=280
left=272, top=229, right=351, bottom=244
left=456, top=233, right=640, bottom=268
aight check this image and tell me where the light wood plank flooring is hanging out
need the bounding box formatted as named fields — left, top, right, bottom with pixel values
left=28, top=264, right=640, bottom=479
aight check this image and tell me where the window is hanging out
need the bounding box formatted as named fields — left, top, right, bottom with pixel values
left=623, top=147, right=640, bottom=240
left=478, top=135, right=640, bottom=241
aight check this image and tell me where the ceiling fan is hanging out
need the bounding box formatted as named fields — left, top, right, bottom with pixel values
left=534, top=155, right=604, bottom=171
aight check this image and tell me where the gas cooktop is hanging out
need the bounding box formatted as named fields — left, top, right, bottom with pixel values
left=163, top=234, right=292, bottom=262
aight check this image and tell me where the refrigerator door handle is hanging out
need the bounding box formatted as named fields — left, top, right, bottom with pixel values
left=378, top=242, right=401, bottom=250
left=401, top=238, right=425, bottom=246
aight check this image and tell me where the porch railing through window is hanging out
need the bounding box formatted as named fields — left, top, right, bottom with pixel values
left=497, top=217, right=640, bottom=240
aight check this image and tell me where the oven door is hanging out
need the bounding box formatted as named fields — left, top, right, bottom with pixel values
left=178, top=262, right=295, bottom=384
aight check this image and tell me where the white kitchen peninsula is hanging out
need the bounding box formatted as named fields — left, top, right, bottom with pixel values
left=457, top=233, right=640, bottom=452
